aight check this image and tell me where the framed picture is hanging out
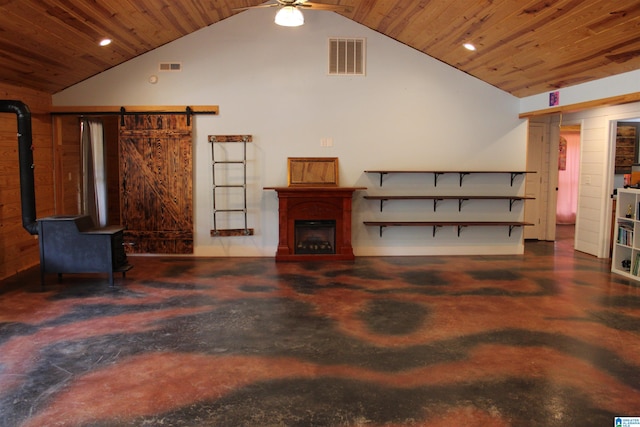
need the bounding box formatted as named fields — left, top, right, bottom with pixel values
left=288, top=157, right=339, bottom=187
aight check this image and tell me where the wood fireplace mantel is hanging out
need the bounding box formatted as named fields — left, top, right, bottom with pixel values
left=264, top=186, right=365, bottom=261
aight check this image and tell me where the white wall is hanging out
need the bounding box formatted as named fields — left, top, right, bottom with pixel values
left=562, top=101, right=640, bottom=257
left=519, top=69, right=640, bottom=115
left=518, top=50, right=640, bottom=259
left=53, top=10, right=528, bottom=257
left=519, top=70, right=640, bottom=258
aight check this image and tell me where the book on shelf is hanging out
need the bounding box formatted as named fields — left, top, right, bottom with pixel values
left=618, top=224, right=634, bottom=246
left=633, top=252, right=640, bottom=276
left=618, top=218, right=634, bottom=227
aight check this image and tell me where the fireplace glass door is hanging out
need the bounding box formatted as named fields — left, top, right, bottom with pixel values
left=294, top=220, right=336, bottom=254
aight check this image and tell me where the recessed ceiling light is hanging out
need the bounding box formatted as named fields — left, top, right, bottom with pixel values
left=463, top=43, right=476, bottom=51
left=99, top=38, right=112, bottom=47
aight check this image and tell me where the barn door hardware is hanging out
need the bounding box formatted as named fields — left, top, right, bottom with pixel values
left=51, top=105, right=219, bottom=127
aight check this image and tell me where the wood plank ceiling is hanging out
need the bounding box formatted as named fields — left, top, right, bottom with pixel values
left=0, top=0, right=638, bottom=98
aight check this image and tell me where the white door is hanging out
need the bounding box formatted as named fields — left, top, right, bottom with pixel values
left=525, top=124, right=544, bottom=239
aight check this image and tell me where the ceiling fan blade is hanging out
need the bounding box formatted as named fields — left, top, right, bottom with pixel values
left=233, top=4, right=280, bottom=11
left=234, top=1, right=350, bottom=13
left=298, top=2, right=351, bottom=12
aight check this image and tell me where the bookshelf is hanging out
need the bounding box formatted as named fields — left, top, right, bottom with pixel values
left=612, top=188, right=640, bottom=279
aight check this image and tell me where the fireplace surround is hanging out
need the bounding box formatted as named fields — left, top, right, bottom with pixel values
left=264, top=187, right=364, bottom=261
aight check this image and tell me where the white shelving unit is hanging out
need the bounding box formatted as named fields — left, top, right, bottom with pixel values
left=612, top=188, right=640, bottom=279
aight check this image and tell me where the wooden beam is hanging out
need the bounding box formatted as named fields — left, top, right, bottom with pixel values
left=51, top=105, right=219, bottom=114
left=519, top=92, right=640, bottom=118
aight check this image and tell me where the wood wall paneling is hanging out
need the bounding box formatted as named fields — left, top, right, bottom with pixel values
left=53, top=116, right=81, bottom=215
left=0, top=82, right=52, bottom=281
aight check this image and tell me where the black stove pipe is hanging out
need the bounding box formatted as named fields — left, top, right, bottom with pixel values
left=0, top=100, right=38, bottom=235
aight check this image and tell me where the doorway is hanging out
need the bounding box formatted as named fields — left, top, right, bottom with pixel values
left=53, top=112, right=195, bottom=254
left=52, top=115, right=120, bottom=224
left=556, top=126, right=581, bottom=245
left=526, top=115, right=573, bottom=244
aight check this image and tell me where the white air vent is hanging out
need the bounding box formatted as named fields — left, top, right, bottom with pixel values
left=328, top=38, right=365, bottom=75
left=159, top=62, right=182, bottom=72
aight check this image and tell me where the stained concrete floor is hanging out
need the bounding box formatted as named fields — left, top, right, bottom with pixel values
left=1, top=226, right=639, bottom=426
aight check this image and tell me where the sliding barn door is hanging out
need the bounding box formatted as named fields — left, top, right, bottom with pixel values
left=119, top=114, right=193, bottom=254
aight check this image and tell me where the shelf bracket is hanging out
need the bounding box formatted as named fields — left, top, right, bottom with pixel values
left=379, top=199, right=385, bottom=212
left=458, top=198, right=469, bottom=212
left=509, top=224, right=520, bottom=237
left=457, top=225, right=468, bottom=237
left=433, top=225, right=442, bottom=237
left=510, top=172, right=523, bottom=186
left=434, top=172, right=444, bottom=187
left=378, top=172, right=387, bottom=187
left=378, top=225, right=386, bottom=237
left=509, top=198, right=519, bottom=211
left=433, top=199, right=439, bottom=212
left=459, top=172, right=470, bottom=186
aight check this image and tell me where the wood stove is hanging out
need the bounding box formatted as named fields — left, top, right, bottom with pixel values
left=38, top=215, right=132, bottom=286
left=3, top=99, right=132, bottom=288
left=264, top=187, right=364, bottom=261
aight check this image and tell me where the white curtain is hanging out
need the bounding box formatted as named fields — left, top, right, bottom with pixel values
left=81, top=119, right=107, bottom=227
left=557, top=131, right=580, bottom=224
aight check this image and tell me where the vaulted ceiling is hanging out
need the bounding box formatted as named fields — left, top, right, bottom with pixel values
left=1, top=0, right=638, bottom=97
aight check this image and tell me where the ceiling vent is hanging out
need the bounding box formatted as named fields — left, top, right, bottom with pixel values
left=328, top=38, right=365, bottom=76
left=159, top=62, right=182, bottom=72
